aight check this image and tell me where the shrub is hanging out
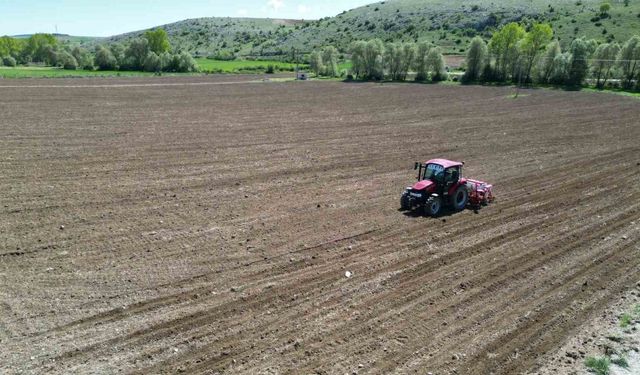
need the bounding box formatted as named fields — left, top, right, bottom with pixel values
left=3, top=55, right=17, bottom=67
left=176, top=52, right=198, bottom=72
left=95, top=46, right=117, bottom=70
left=265, top=65, right=275, bottom=74
left=72, top=46, right=93, bottom=70
left=159, top=52, right=175, bottom=72
left=208, top=51, right=235, bottom=61
left=59, top=51, right=78, bottom=70
left=143, top=52, right=162, bottom=72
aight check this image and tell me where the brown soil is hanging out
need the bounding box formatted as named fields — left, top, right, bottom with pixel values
left=1, top=76, right=639, bottom=375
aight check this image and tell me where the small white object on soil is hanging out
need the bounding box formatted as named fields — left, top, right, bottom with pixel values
left=345, top=271, right=352, bottom=278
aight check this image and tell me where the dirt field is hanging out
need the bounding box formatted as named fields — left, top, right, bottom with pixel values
left=1, top=76, right=639, bottom=375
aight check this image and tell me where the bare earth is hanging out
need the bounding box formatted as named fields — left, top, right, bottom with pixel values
left=1, top=76, right=639, bottom=375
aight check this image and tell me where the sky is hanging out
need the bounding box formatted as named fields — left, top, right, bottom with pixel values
left=0, top=0, right=375, bottom=37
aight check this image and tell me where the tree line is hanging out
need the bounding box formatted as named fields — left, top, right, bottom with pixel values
left=0, top=29, right=198, bottom=73
left=307, top=22, right=639, bottom=91
left=463, top=22, right=640, bottom=90
left=309, top=40, right=448, bottom=82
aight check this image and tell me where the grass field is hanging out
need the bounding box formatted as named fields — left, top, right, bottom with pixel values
left=0, top=61, right=304, bottom=78
left=0, top=66, right=159, bottom=78
left=195, top=58, right=305, bottom=73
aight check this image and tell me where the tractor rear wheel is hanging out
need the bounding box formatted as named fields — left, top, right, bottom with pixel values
left=424, top=196, right=442, bottom=217
left=452, top=185, right=469, bottom=211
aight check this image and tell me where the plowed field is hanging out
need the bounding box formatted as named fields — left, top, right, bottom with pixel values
left=1, top=76, right=639, bottom=374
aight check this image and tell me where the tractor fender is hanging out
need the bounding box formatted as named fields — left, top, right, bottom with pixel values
left=447, top=180, right=466, bottom=196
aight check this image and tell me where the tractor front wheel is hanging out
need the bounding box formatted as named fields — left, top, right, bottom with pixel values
left=452, top=185, right=469, bottom=211
left=424, top=196, right=442, bottom=217
left=400, top=193, right=410, bottom=211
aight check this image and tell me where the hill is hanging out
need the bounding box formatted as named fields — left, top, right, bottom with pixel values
left=104, top=18, right=306, bottom=57
left=86, top=0, right=640, bottom=57
left=273, top=0, right=640, bottom=54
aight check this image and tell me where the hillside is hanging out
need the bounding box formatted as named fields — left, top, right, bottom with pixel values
left=87, top=0, right=640, bottom=57
left=273, top=0, right=640, bottom=54
left=104, top=18, right=306, bottom=57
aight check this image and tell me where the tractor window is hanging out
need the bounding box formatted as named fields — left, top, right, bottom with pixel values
left=424, top=164, right=445, bottom=182
left=445, top=167, right=460, bottom=184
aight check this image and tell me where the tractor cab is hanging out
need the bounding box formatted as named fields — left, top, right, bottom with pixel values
left=413, top=159, right=465, bottom=196
left=401, top=158, right=494, bottom=216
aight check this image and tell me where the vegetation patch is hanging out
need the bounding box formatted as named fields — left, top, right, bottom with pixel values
left=195, top=58, right=303, bottom=74
left=585, top=356, right=611, bottom=375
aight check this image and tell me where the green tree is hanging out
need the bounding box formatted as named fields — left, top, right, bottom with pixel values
left=463, top=36, right=488, bottom=82
left=385, top=43, right=414, bottom=81
left=617, top=35, right=640, bottom=89
left=426, top=47, right=448, bottom=82
left=110, top=43, right=125, bottom=67
left=600, top=2, right=611, bottom=16
left=349, top=41, right=367, bottom=79
left=144, top=29, right=171, bottom=55
left=551, top=52, right=572, bottom=84
left=24, top=33, right=57, bottom=63
left=0, top=36, right=24, bottom=59
left=385, top=43, right=404, bottom=80
left=591, top=42, right=620, bottom=88
left=537, top=40, right=562, bottom=83
left=414, top=41, right=432, bottom=81
left=71, top=46, right=93, bottom=70
left=520, top=23, right=553, bottom=82
left=125, top=38, right=150, bottom=70
left=42, top=44, right=59, bottom=66
left=322, top=46, right=339, bottom=77
left=567, top=37, right=591, bottom=86
left=309, top=50, right=324, bottom=76
left=363, top=39, right=385, bottom=80
left=143, top=52, right=162, bottom=72
left=489, top=22, right=526, bottom=81
left=400, top=43, right=415, bottom=81
left=95, top=46, right=117, bottom=70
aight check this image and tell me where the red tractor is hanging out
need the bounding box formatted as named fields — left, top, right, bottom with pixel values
left=400, top=159, right=494, bottom=216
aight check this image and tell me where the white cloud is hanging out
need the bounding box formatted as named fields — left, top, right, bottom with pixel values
left=237, top=8, right=248, bottom=16
left=297, top=4, right=310, bottom=15
left=267, top=0, right=284, bottom=11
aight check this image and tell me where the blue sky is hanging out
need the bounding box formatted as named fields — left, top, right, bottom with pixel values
left=0, top=0, right=375, bottom=37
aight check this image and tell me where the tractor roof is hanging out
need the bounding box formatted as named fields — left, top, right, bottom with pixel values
left=426, top=159, right=463, bottom=169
